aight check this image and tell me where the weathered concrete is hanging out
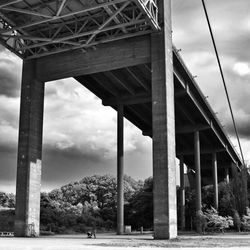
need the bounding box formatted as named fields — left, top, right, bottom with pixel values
left=151, top=0, right=177, bottom=239
left=117, top=103, right=124, bottom=235
left=15, top=59, right=44, bottom=237
left=212, top=152, right=219, bottom=210
left=194, top=131, right=202, bottom=233
left=37, top=36, right=151, bottom=82
left=179, top=156, right=185, bottom=230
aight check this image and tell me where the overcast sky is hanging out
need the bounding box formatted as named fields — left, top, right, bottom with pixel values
left=0, top=0, right=250, bottom=193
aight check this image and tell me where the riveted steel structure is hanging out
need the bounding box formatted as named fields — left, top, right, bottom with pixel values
left=0, top=0, right=242, bottom=238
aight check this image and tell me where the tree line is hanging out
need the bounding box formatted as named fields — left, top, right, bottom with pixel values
left=0, top=169, right=250, bottom=233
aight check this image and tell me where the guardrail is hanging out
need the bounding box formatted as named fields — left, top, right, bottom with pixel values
left=0, top=231, right=14, bottom=237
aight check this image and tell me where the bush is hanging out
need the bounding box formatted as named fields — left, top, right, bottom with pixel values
left=204, top=207, right=230, bottom=233
left=241, top=215, right=250, bottom=231
left=241, top=207, right=250, bottom=231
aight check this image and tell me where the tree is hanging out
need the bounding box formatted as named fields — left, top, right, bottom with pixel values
left=125, top=177, right=153, bottom=230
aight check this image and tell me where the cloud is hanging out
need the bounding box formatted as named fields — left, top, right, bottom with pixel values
left=44, top=79, right=149, bottom=161
left=0, top=49, right=22, bottom=97
left=1, top=0, right=250, bottom=193
left=233, top=62, right=250, bottom=76
left=0, top=95, right=19, bottom=152
left=0, top=75, right=152, bottom=192
left=172, top=0, right=250, bottom=163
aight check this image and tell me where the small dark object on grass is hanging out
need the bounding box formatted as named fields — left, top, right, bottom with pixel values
left=87, top=231, right=96, bottom=238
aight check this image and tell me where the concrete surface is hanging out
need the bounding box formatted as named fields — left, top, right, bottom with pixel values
left=1, top=232, right=250, bottom=250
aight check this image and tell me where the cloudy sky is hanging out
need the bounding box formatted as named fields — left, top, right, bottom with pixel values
left=0, top=0, right=250, bottom=193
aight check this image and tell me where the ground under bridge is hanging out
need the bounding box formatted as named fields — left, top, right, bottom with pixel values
left=0, top=0, right=243, bottom=239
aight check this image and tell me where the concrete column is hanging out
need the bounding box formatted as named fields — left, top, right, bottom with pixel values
left=212, top=152, right=218, bottom=210
left=151, top=0, right=177, bottom=239
left=231, top=162, right=238, bottom=179
left=194, top=131, right=202, bottom=233
left=15, top=59, right=44, bottom=237
left=179, top=156, right=185, bottom=230
left=225, top=168, right=230, bottom=184
left=117, top=103, right=124, bottom=235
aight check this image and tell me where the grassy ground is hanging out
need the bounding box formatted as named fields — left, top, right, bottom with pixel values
left=1, top=232, right=250, bottom=249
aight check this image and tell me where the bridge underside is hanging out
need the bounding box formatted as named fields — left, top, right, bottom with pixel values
left=0, top=0, right=159, bottom=59
left=75, top=51, right=238, bottom=183
left=0, top=0, right=242, bottom=240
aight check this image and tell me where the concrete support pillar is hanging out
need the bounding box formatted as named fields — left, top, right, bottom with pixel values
left=194, top=131, right=202, bottom=233
left=117, top=103, right=124, bottom=235
left=212, top=152, right=219, bottom=210
left=225, top=168, right=230, bottom=184
left=179, top=156, right=185, bottom=230
left=231, top=162, right=237, bottom=179
left=15, top=59, right=44, bottom=237
left=151, top=0, right=177, bottom=239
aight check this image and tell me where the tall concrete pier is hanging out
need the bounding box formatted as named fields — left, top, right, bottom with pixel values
left=152, top=0, right=177, bottom=239
left=15, top=60, right=44, bottom=236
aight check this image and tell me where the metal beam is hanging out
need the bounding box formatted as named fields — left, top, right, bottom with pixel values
left=0, top=0, right=129, bottom=33
left=0, top=0, right=23, bottom=8
left=1, top=6, right=52, bottom=18
left=56, top=0, right=67, bottom=16
left=19, top=19, right=146, bottom=51
left=86, top=1, right=130, bottom=45
left=135, top=0, right=160, bottom=30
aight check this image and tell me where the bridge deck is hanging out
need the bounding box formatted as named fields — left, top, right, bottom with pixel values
left=0, top=0, right=159, bottom=59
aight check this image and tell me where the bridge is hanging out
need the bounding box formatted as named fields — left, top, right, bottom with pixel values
left=0, top=0, right=243, bottom=239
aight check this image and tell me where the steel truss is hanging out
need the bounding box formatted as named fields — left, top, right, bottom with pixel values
left=0, top=0, right=159, bottom=59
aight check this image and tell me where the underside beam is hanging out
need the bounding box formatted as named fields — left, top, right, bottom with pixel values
left=36, top=35, right=150, bottom=82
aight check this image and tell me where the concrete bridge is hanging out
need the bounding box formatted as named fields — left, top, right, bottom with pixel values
left=0, top=0, right=242, bottom=239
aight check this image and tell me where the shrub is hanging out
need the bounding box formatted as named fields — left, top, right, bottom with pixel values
left=204, top=207, right=230, bottom=233
left=241, top=207, right=250, bottom=232
left=241, top=215, right=250, bottom=231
